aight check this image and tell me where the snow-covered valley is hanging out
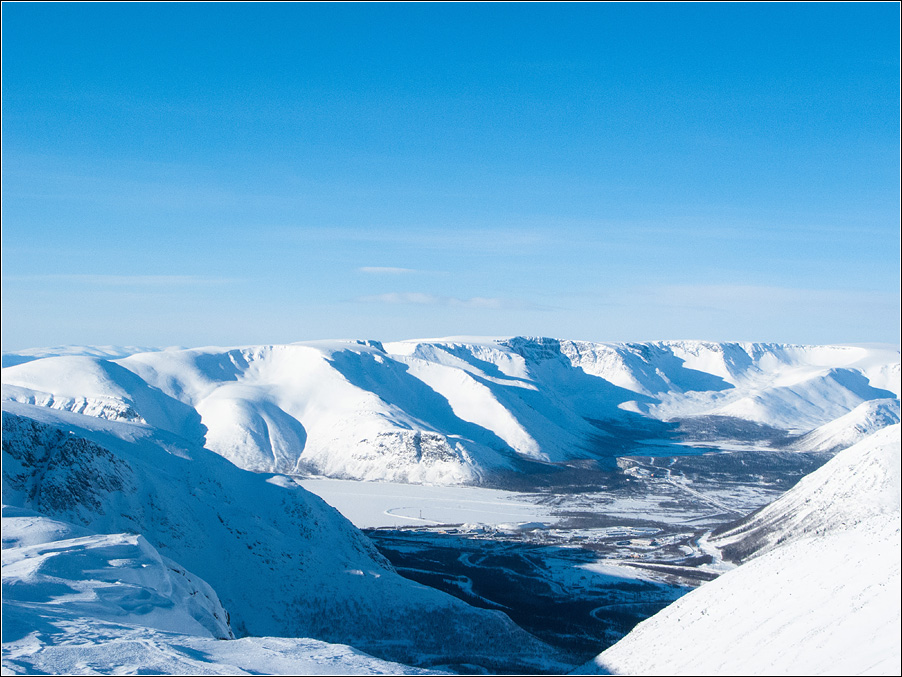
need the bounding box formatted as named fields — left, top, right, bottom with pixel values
left=2, top=337, right=900, bottom=674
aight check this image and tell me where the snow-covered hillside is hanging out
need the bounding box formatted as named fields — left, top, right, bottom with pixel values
left=1, top=345, right=162, bottom=369
left=1, top=403, right=567, bottom=672
left=1, top=506, right=439, bottom=675
left=711, top=418, right=901, bottom=562
left=3, top=338, right=899, bottom=673
left=578, top=424, right=902, bottom=676
left=2, top=505, right=233, bottom=640
left=785, top=397, right=900, bottom=455
left=2, top=338, right=898, bottom=484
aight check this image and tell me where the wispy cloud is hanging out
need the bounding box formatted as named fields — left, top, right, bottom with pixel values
left=647, top=284, right=897, bottom=310
left=356, top=292, right=505, bottom=309
left=357, top=267, right=422, bottom=275
left=264, top=226, right=551, bottom=255
left=5, top=274, right=233, bottom=288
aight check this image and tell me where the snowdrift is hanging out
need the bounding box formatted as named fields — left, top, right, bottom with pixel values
left=2, top=505, right=232, bottom=641
left=1, top=507, right=438, bottom=675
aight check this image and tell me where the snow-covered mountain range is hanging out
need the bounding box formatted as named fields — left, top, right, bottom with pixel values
left=2, top=336, right=900, bottom=674
left=3, top=338, right=899, bottom=485
left=1, top=402, right=568, bottom=673
left=579, top=423, right=902, bottom=676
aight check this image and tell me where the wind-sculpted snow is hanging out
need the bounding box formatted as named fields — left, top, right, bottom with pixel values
left=3, top=627, right=443, bottom=676
left=1, top=507, right=441, bottom=675
left=0, top=403, right=567, bottom=671
left=4, top=629, right=444, bottom=676
left=2, top=506, right=233, bottom=641
left=2, top=337, right=899, bottom=484
left=578, top=425, right=902, bottom=676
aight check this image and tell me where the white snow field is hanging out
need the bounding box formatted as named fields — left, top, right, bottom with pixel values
left=2, top=338, right=899, bottom=484
left=295, top=477, right=556, bottom=528
left=578, top=424, right=902, bottom=676
left=1, top=506, right=440, bottom=675
left=1, top=402, right=569, bottom=673
left=2, top=505, right=232, bottom=641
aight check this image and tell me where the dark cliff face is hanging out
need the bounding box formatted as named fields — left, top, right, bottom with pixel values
left=2, top=413, right=134, bottom=520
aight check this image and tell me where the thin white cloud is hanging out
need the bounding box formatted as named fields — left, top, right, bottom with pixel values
left=265, top=225, right=550, bottom=255
left=450, top=296, right=505, bottom=309
left=357, top=267, right=421, bottom=275
left=6, top=274, right=232, bottom=287
left=358, top=292, right=438, bottom=305
left=356, top=292, right=505, bottom=309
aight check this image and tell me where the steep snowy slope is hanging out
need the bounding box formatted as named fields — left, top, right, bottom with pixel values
left=3, top=338, right=898, bottom=484
left=1, top=402, right=567, bottom=672
left=785, top=397, right=900, bottom=454
left=578, top=425, right=902, bottom=676
left=711, top=421, right=901, bottom=561
left=1, top=507, right=438, bottom=675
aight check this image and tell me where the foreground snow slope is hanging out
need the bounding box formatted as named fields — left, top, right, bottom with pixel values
left=3, top=338, right=898, bottom=483
left=1, top=402, right=566, bottom=671
left=2, top=505, right=233, bottom=641
left=4, top=629, right=440, bottom=676
left=1, top=507, right=440, bottom=676
left=578, top=424, right=902, bottom=676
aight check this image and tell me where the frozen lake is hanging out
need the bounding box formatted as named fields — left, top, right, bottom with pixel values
left=294, top=447, right=832, bottom=664
left=295, top=477, right=555, bottom=528
left=295, top=447, right=824, bottom=532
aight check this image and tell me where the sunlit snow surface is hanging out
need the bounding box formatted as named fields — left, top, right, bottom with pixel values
left=4, top=633, right=441, bottom=676
left=578, top=425, right=902, bottom=676
left=2, top=338, right=900, bottom=675
left=1, top=508, right=440, bottom=676
left=295, top=478, right=556, bottom=528
left=3, top=338, right=899, bottom=483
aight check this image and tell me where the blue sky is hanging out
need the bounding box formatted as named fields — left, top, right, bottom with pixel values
left=2, top=3, right=899, bottom=350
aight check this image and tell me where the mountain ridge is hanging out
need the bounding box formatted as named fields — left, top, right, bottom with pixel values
left=3, top=337, right=898, bottom=485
